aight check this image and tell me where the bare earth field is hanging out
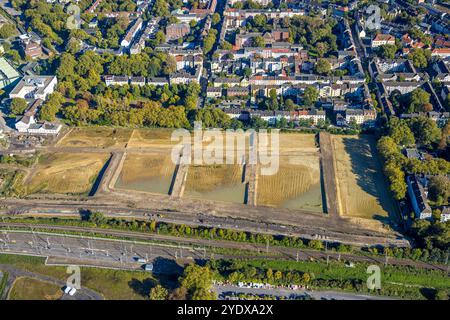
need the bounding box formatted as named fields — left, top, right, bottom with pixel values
left=332, top=135, right=397, bottom=221
left=185, top=164, right=245, bottom=204
left=115, top=153, right=175, bottom=194
left=8, top=277, right=62, bottom=300
left=27, top=153, right=109, bottom=195
left=258, top=134, right=323, bottom=212
left=57, top=128, right=132, bottom=148
left=127, top=129, right=177, bottom=149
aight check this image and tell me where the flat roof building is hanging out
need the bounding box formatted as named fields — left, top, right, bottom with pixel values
left=9, top=75, right=57, bottom=101
left=0, top=57, right=20, bottom=89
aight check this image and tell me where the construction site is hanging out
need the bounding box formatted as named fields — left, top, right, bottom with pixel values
left=0, top=128, right=407, bottom=248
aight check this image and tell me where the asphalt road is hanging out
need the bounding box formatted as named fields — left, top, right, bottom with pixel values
left=215, top=285, right=396, bottom=301
left=0, top=264, right=103, bottom=300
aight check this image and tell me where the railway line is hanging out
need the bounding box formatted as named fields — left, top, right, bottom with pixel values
left=0, top=221, right=445, bottom=272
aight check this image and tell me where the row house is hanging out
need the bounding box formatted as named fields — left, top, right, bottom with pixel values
left=224, top=108, right=251, bottom=121
left=249, top=74, right=364, bottom=87
left=104, top=75, right=130, bottom=86
left=174, top=54, right=203, bottom=71
left=251, top=110, right=291, bottom=125
left=228, top=0, right=271, bottom=6
left=249, top=56, right=293, bottom=74
left=213, top=77, right=247, bottom=88
left=224, top=8, right=305, bottom=28
left=345, top=108, right=376, bottom=126
left=169, top=65, right=202, bottom=85
left=400, top=112, right=450, bottom=127
left=377, top=72, right=425, bottom=82
left=371, top=34, right=396, bottom=48
left=130, top=76, right=146, bottom=86
left=431, top=48, right=450, bottom=59
left=227, top=86, right=249, bottom=97
left=407, top=175, right=433, bottom=220
left=206, top=87, right=223, bottom=98
left=381, top=81, right=423, bottom=95
left=130, top=19, right=159, bottom=54
left=432, top=60, right=450, bottom=82
left=121, top=18, right=143, bottom=48
left=235, top=29, right=290, bottom=49
left=104, top=75, right=170, bottom=87
left=369, top=58, right=416, bottom=76
left=292, top=109, right=326, bottom=124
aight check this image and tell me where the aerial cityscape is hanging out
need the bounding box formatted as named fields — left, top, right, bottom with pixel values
left=0, top=0, right=449, bottom=305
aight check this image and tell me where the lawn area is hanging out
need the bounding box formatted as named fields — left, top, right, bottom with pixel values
left=27, top=153, right=109, bottom=195
left=332, top=135, right=397, bottom=220
left=58, top=128, right=133, bottom=148
left=0, top=254, right=158, bottom=300
left=8, top=277, right=62, bottom=300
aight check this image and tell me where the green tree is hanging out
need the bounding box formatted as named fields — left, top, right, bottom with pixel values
left=408, top=88, right=430, bottom=113
left=202, top=29, right=217, bottom=55
left=388, top=117, right=415, bottom=146
left=0, top=24, right=16, bottom=38
left=308, top=240, right=324, bottom=250
left=253, top=36, right=265, bottom=47
left=153, top=0, right=169, bottom=17
left=149, top=285, right=168, bottom=300
left=409, top=116, right=441, bottom=148
left=211, top=13, right=221, bottom=26
left=39, top=92, right=64, bottom=121
left=384, top=161, right=407, bottom=200
left=179, top=264, right=216, bottom=300
left=408, top=48, right=431, bottom=68
left=9, top=98, right=28, bottom=115
left=428, top=175, right=450, bottom=205
left=302, top=87, right=318, bottom=106
left=379, top=44, right=397, bottom=59
left=87, top=211, right=106, bottom=225
left=220, top=40, right=232, bottom=50
left=155, top=30, right=166, bottom=45
left=314, top=59, right=331, bottom=75
left=435, top=289, right=448, bottom=300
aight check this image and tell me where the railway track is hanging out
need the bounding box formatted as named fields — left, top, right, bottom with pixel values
left=0, top=222, right=445, bottom=272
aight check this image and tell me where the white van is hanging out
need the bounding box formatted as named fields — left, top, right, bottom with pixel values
left=69, top=288, right=77, bottom=296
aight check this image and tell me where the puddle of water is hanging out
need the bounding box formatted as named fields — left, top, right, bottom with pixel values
left=115, top=174, right=172, bottom=195
left=185, top=184, right=246, bottom=204
left=281, top=183, right=323, bottom=212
